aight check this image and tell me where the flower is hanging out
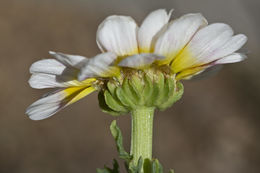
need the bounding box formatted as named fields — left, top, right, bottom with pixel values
left=26, top=9, right=247, bottom=120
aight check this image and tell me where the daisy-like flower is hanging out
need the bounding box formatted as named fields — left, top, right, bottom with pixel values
left=26, top=9, right=247, bottom=120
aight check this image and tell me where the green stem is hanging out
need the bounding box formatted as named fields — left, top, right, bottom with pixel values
left=130, top=107, right=155, bottom=167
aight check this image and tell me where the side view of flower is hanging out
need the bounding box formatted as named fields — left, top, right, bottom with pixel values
left=26, top=9, right=247, bottom=173
left=26, top=9, right=247, bottom=120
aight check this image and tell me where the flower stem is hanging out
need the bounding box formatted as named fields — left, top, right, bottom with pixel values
left=130, top=107, right=155, bottom=167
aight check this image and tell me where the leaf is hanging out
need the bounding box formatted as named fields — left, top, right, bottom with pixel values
left=129, top=157, right=143, bottom=173
left=110, top=120, right=132, bottom=162
left=97, top=159, right=119, bottom=173
left=143, top=159, right=163, bottom=173
left=169, top=169, right=175, bottom=173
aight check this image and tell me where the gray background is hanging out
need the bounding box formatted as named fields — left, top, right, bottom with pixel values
left=0, top=0, right=259, bottom=172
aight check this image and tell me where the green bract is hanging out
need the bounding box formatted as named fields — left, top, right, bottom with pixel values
left=98, top=67, right=184, bottom=116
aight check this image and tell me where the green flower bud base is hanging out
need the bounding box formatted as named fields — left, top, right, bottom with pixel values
left=98, top=67, right=184, bottom=115
left=98, top=67, right=184, bottom=173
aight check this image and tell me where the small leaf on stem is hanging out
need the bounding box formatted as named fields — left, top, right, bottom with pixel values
left=110, top=120, right=132, bottom=162
left=97, top=159, right=119, bottom=173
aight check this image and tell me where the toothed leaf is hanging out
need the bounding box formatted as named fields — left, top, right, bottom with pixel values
left=110, top=120, right=132, bottom=162
left=97, top=159, right=119, bottom=173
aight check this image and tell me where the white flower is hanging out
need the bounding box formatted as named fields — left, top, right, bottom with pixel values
left=26, top=9, right=247, bottom=120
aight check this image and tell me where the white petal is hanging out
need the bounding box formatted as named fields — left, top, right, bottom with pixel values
left=30, top=59, right=66, bottom=75
left=118, top=53, right=165, bottom=68
left=154, top=13, right=208, bottom=64
left=138, top=9, right=173, bottom=53
left=177, top=53, right=246, bottom=80
left=29, top=74, right=67, bottom=88
left=215, top=53, right=247, bottom=64
left=26, top=90, right=66, bottom=120
left=29, top=73, right=84, bottom=89
left=96, top=15, right=138, bottom=56
left=172, top=23, right=235, bottom=72
left=26, top=87, right=96, bottom=120
left=49, top=51, right=87, bottom=68
left=29, top=52, right=97, bottom=89
left=210, top=34, right=247, bottom=59
left=78, top=52, right=118, bottom=81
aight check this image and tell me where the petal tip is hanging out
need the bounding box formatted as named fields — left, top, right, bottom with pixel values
left=49, top=51, right=56, bottom=55
left=25, top=107, right=45, bottom=121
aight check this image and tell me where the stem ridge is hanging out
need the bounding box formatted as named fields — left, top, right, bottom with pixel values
left=131, top=107, right=155, bottom=167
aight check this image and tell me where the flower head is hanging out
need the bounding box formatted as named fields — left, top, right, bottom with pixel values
left=26, top=9, right=247, bottom=120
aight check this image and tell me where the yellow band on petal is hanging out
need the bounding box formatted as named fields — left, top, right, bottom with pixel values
left=176, top=66, right=205, bottom=80
left=64, top=86, right=96, bottom=105
left=156, top=48, right=188, bottom=66
left=171, top=49, right=195, bottom=73
left=139, top=47, right=150, bottom=53
left=63, top=78, right=96, bottom=87
left=81, top=78, right=97, bottom=85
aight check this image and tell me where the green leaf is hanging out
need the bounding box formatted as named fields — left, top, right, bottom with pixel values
left=143, top=159, right=163, bottom=173
left=152, top=159, right=163, bottom=173
left=97, top=159, right=119, bottom=173
left=97, top=168, right=111, bottom=173
left=143, top=159, right=152, bottom=173
left=129, top=157, right=143, bottom=173
left=110, top=120, right=132, bottom=162
left=169, top=169, right=174, bottom=173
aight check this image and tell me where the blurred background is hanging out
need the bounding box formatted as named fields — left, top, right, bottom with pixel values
left=0, top=0, right=259, bottom=172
